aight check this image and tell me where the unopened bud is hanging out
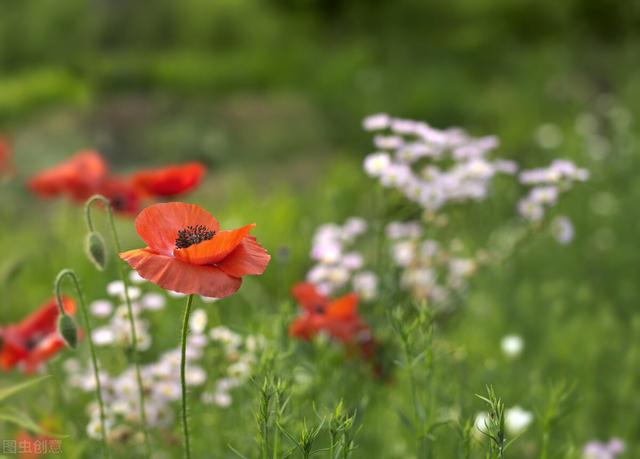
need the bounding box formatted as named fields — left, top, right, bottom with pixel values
left=85, top=231, right=108, bottom=271
left=57, top=314, right=78, bottom=349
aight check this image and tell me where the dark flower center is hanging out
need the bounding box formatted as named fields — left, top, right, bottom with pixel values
left=175, top=225, right=216, bottom=249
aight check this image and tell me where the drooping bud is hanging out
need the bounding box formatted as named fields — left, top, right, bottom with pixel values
left=57, top=313, right=78, bottom=349
left=85, top=231, right=108, bottom=271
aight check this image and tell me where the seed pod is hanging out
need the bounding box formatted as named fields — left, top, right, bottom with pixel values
left=57, top=313, right=78, bottom=349
left=85, top=231, right=108, bottom=271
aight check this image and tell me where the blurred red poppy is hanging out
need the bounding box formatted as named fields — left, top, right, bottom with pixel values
left=132, top=162, right=206, bottom=198
left=120, top=202, right=270, bottom=298
left=99, top=176, right=143, bottom=215
left=0, top=297, right=76, bottom=374
left=0, top=136, right=14, bottom=179
left=28, top=150, right=108, bottom=202
left=289, top=282, right=372, bottom=345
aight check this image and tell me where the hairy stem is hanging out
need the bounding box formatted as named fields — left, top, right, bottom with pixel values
left=55, top=269, right=110, bottom=459
left=85, top=194, right=151, bottom=456
left=180, top=294, right=195, bottom=459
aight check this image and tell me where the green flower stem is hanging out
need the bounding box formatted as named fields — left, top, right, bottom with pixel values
left=85, top=195, right=151, bottom=457
left=180, top=294, right=195, bottom=459
left=55, top=269, right=110, bottom=459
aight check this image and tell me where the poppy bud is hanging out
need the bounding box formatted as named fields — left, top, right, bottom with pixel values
left=57, top=313, right=78, bottom=349
left=85, top=231, right=108, bottom=271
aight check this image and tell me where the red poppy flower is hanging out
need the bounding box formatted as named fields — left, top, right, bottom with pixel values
left=98, top=176, right=143, bottom=215
left=132, top=162, right=206, bottom=198
left=0, top=136, right=14, bottom=178
left=0, top=297, right=76, bottom=374
left=120, top=202, right=270, bottom=298
left=289, top=282, right=369, bottom=343
left=28, top=150, right=108, bottom=201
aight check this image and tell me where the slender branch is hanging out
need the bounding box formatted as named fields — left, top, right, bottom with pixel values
left=55, top=269, right=110, bottom=459
left=85, top=194, right=152, bottom=457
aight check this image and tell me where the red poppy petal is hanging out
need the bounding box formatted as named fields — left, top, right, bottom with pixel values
left=120, top=248, right=242, bottom=298
left=135, top=203, right=221, bottom=256
left=23, top=335, right=66, bottom=374
left=217, top=236, right=270, bottom=277
left=326, top=293, right=359, bottom=319
left=291, top=282, right=329, bottom=312
left=174, top=223, right=255, bottom=265
left=133, top=162, right=206, bottom=197
left=28, top=150, right=108, bottom=199
left=16, top=297, right=75, bottom=337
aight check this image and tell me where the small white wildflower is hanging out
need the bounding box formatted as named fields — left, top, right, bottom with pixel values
left=362, top=113, right=390, bottom=131
left=363, top=152, right=391, bottom=177
left=141, top=293, right=166, bottom=311
left=106, top=281, right=141, bottom=301
left=505, top=406, right=533, bottom=435
left=551, top=216, right=574, bottom=245
left=92, top=327, right=115, bottom=346
left=186, top=366, right=207, bottom=386
left=128, top=271, right=146, bottom=284
left=213, top=391, right=232, bottom=408
left=501, top=335, right=524, bottom=359
left=189, top=309, right=208, bottom=334
left=90, top=300, right=113, bottom=318
left=473, top=412, right=489, bottom=439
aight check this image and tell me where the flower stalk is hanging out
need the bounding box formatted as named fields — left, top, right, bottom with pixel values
left=180, top=294, right=195, bottom=459
left=84, top=194, right=151, bottom=456
left=54, top=269, right=110, bottom=459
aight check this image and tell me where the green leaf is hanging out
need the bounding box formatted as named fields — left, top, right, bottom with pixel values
left=0, top=375, right=51, bottom=403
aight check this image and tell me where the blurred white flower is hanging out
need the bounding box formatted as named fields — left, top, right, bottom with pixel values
left=551, top=216, right=574, bottom=245
left=362, top=113, right=390, bottom=131
left=501, top=335, right=524, bottom=359
left=505, top=406, right=533, bottom=436
left=200, top=296, right=219, bottom=303
left=86, top=417, right=111, bottom=440
left=106, top=281, right=141, bottom=301
left=353, top=271, right=378, bottom=301
left=364, top=152, right=391, bottom=177
left=214, top=391, right=232, bottom=408
left=141, top=293, right=166, bottom=311
left=128, top=270, right=146, bottom=285
left=92, top=327, right=115, bottom=346
left=583, top=438, right=625, bottom=459
left=90, top=300, right=113, bottom=318
left=189, top=309, right=208, bottom=334
left=473, top=411, right=489, bottom=438
left=186, top=365, right=207, bottom=386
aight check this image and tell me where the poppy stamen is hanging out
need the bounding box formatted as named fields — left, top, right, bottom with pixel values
left=175, top=225, right=216, bottom=249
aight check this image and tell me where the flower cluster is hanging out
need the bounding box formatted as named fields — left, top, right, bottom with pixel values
left=582, top=438, right=625, bottom=459
left=89, top=280, right=165, bottom=351
left=517, top=160, right=589, bottom=221
left=362, top=113, right=517, bottom=211
left=387, top=221, right=478, bottom=307
left=307, top=217, right=378, bottom=300
left=28, top=150, right=206, bottom=215
left=65, top=274, right=264, bottom=441
left=201, top=325, right=264, bottom=408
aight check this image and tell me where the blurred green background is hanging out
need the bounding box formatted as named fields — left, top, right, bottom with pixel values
left=1, top=1, right=639, bottom=457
